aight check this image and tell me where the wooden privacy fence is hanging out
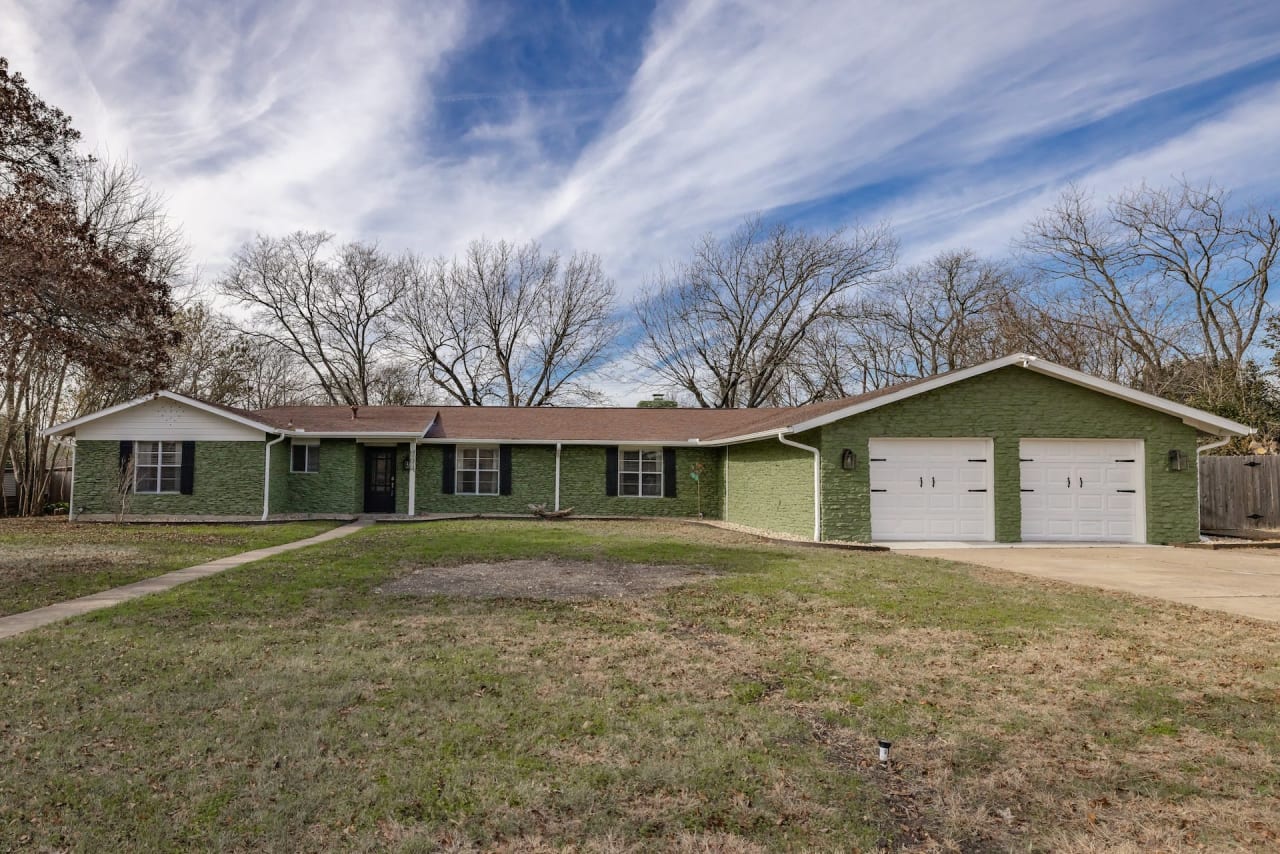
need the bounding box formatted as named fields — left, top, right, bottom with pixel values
left=1199, top=455, right=1280, bottom=532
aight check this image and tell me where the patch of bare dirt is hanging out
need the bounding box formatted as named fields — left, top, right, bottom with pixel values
left=378, top=559, right=717, bottom=601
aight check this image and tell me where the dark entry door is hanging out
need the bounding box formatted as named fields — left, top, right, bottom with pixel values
left=363, top=447, right=397, bottom=513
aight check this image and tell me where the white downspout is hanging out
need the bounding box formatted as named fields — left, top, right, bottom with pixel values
left=554, top=442, right=562, bottom=511
left=1196, top=436, right=1232, bottom=536
left=778, top=431, right=821, bottom=541
left=68, top=439, right=77, bottom=521
left=262, top=434, right=286, bottom=521
left=408, top=441, right=417, bottom=516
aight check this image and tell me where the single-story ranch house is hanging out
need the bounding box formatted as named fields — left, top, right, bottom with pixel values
left=44, top=354, right=1251, bottom=544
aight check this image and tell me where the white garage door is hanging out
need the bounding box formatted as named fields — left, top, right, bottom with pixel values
left=869, top=438, right=994, bottom=541
left=1020, top=439, right=1144, bottom=542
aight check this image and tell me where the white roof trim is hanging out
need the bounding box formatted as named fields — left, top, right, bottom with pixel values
left=42, top=391, right=278, bottom=438
left=717, top=353, right=1252, bottom=442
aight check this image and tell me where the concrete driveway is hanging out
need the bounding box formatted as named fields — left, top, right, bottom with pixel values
left=906, top=545, right=1280, bottom=622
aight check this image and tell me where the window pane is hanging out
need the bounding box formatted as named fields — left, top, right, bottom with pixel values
left=640, top=450, right=660, bottom=471
left=642, top=473, right=662, bottom=496
left=476, top=448, right=497, bottom=469
left=160, top=468, right=181, bottom=492
left=459, top=471, right=477, bottom=494
left=620, top=450, right=640, bottom=472
left=161, top=443, right=182, bottom=465
left=292, top=445, right=307, bottom=471
left=478, top=471, right=498, bottom=494
left=306, top=446, right=319, bottom=472
left=136, top=469, right=158, bottom=492
left=620, top=472, right=640, bottom=496
left=135, top=443, right=158, bottom=466
left=460, top=448, right=478, bottom=467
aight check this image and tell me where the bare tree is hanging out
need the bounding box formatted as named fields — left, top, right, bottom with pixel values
left=156, top=302, right=257, bottom=405
left=220, top=232, right=410, bottom=406
left=1021, top=180, right=1279, bottom=392
left=394, top=239, right=618, bottom=406
left=635, top=217, right=897, bottom=408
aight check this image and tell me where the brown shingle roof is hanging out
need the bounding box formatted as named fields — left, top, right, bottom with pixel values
left=252, top=405, right=438, bottom=434
left=242, top=374, right=938, bottom=442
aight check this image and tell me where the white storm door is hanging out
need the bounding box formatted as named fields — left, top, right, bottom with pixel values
left=1019, top=439, right=1144, bottom=542
left=869, top=438, right=994, bottom=541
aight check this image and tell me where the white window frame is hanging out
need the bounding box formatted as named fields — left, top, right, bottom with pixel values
left=134, top=440, right=182, bottom=494
left=290, top=440, right=319, bottom=474
left=456, top=445, right=499, bottom=496
left=619, top=447, right=663, bottom=498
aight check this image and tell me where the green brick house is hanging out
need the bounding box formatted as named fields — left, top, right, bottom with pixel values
left=45, top=354, right=1251, bottom=544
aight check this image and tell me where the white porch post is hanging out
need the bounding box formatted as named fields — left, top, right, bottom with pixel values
left=408, top=441, right=417, bottom=516
left=554, top=442, right=562, bottom=511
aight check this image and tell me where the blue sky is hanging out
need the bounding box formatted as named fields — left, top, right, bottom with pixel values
left=6, top=1, right=1280, bottom=320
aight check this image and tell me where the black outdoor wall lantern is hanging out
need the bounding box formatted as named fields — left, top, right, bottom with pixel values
left=841, top=448, right=857, bottom=470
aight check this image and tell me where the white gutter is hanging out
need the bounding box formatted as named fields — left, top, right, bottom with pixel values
left=262, top=434, right=286, bottom=521
left=777, top=431, right=821, bottom=541
left=408, top=441, right=417, bottom=516
left=68, top=439, right=77, bottom=521
left=1196, top=436, right=1232, bottom=535
left=554, top=442, right=562, bottom=511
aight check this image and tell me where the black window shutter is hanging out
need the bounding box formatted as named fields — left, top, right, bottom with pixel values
left=441, top=445, right=456, bottom=494
left=663, top=447, right=677, bottom=498
left=499, top=445, right=513, bottom=495
left=180, top=441, right=196, bottom=495
left=605, top=446, right=618, bottom=497
left=118, top=440, right=134, bottom=494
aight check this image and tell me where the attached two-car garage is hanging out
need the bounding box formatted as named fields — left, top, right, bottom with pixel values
left=868, top=437, right=1145, bottom=543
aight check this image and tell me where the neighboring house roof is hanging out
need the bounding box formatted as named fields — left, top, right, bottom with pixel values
left=43, top=354, right=1254, bottom=443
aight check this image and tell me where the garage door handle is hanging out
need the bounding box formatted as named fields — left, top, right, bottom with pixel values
left=1066, top=477, right=1071, bottom=488
left=1116, top=489, right=1136, bottom=493
left=1079, top=477, right=1083, bottom=488
left=919, top=477, right=923, bottom=488
left=931, top=476, right=935, bottom=488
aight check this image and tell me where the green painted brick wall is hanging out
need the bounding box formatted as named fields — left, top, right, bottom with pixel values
left=560, top=445, right=722, bottom=518
left=413, top=444, right=722, bottom=518
left=74, top=440, right=264, bottom=516
left=283, top=439, right=367, bottom=514
left=724, top=437, right=815, bottom=539
left=415, top=444, right=557, bottom=514
left=817, top=367, right=1201, bottom=544
left=279, top=440, right=417, bottom=514
left=268, top=439, right=288, bottom=515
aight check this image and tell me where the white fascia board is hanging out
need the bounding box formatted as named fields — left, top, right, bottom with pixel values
left=694, top=427, right=807, bottom=447
left=43, top=390, right=278, bottom=437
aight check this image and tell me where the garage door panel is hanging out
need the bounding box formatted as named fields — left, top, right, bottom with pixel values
left=1020, top=439, right=1143, bottom=543
left=870, top=439, right=993, bottom=541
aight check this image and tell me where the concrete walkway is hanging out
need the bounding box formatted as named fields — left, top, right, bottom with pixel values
left=910, top=545, right=1280, bottom=623
left=0, top=520, right=372, bottom=640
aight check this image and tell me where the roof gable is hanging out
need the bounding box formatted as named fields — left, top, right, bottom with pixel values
left=44, top=392, right=274, bottom=439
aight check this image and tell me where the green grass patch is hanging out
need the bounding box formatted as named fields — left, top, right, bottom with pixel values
left=0, top=518, right=340, bottom=616
left=1, top=519, right=1276, bottom=851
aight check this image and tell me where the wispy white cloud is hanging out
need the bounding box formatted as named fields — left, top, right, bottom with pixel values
left=5, top=0, right=1280, bottom=401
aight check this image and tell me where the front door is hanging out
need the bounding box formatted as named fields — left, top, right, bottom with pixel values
left=363, top=447, right=397, bottom=513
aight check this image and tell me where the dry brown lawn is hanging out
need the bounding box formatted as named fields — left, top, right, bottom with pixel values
left=1, top=519, right=1276, bottom=851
